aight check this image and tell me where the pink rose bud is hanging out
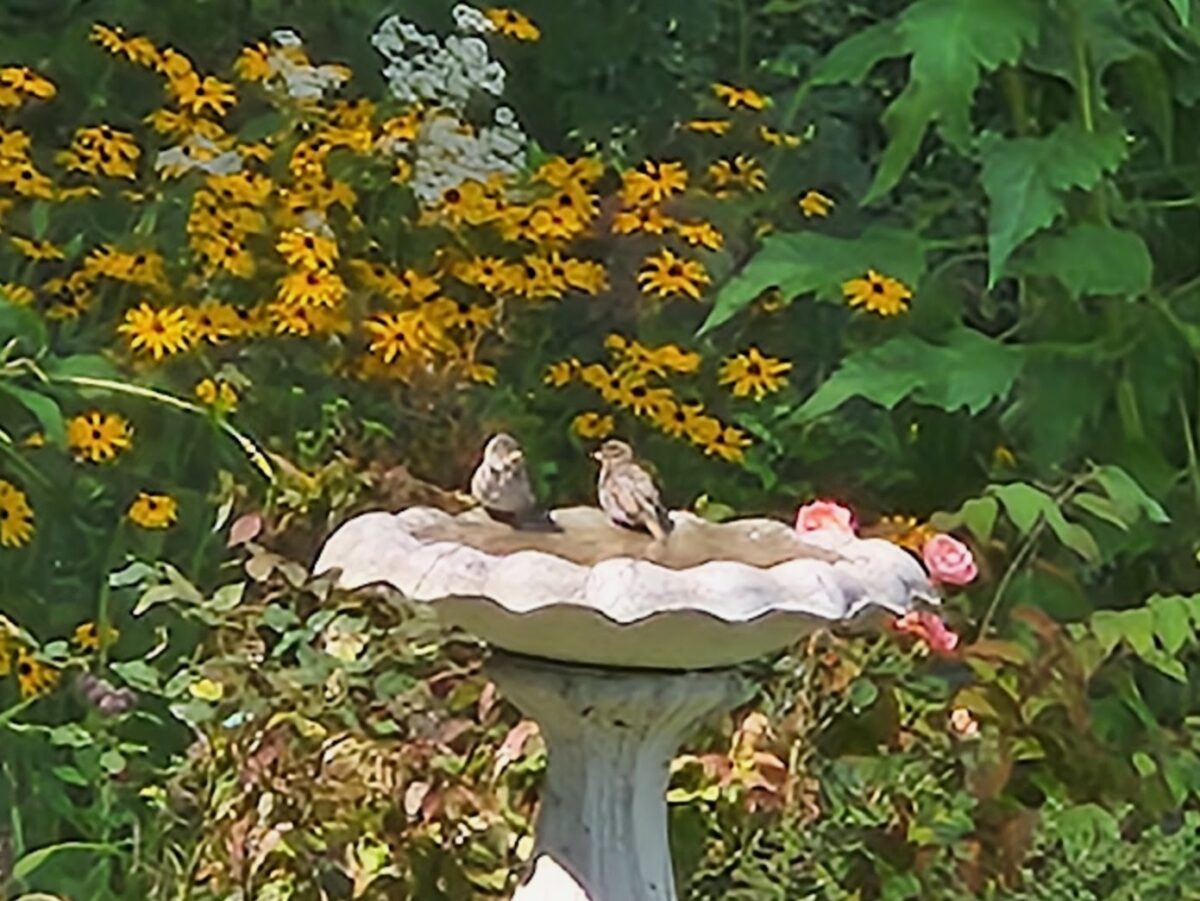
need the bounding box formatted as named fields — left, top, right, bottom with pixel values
left=893, top=610, right=960, bottom=656
left=922, top=533, right=978, bottom=586
left=795, top=500, right=856, bottom=536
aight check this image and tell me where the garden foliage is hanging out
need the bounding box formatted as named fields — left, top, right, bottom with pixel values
left=2, top=0, right=1200, bottom=897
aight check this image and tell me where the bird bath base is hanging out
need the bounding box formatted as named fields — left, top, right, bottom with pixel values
left=489, top=653, right=750, bottom=901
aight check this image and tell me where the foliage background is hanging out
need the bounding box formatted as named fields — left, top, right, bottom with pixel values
left=3, top=0, right=1200, bottom=898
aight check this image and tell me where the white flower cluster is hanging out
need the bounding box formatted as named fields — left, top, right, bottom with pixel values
left=371, top=6, right=528, bottom=205
left=265, top=29, right=351, bottom=101
left=155, top=136, right=243, bottom=177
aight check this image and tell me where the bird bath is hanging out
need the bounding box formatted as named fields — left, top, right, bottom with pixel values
left=314, top=505, right=937, bottom=900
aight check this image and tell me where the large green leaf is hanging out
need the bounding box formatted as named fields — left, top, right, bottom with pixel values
left=981, top=121, right=1128, bottom=283
left=0, top=383, right=66, bottom=447
left=863, top=0, right=1039, bottom=201
left=790, top=328, right=1021, bottom=421
left=699, top=226, right=925, bottom=333
left=1020, top=224, right=1153, bottom=299
left=1169, top=0, right=1192, bottom=25
left=809, top=20, right=902, bottom=86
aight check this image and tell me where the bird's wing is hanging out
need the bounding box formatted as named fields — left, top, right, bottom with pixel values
left=611, top=463, right=665, bottom=523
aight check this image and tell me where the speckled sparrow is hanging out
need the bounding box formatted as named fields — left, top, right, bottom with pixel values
left=592, top=439, right=673, bottom=541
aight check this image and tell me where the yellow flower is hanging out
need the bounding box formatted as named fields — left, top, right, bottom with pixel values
left=0, top=67, right=56, bottom=106
left=457, top=256, right=518, bottom=295
left=621, top=160, right=687, bottom=206
left=0, top=479, right=34, bottom=548
left=572, top=412, right=615, bottom=440
left=170, top=73, right=237, bottom=117
left=438, top=179, right=503, bottom=226
left=484, top=7, right=541, bottom=40
left=799, top=190, right=835, bottom=218
left=544, top=359, right=580, bottom=387
left=994, top=445, right=1017, bottom=468
left=10, top=235, right=64, bottom=261
left=607, top=335, right=700, bottom=377
left=73, top=621, right=119, bottom=652
left=708, top=155, right=767, bottom=192
left=127, top=492, right=178, bottom=529
left=637, top=249, right=710, bottom=300
left=277, top=228, right=338, bottom=270
left=758, top=125, right=801, bottom=147
left=67, top=411, right=133, bottom=463
left=234, top=42, right=272, bottom=81
left=843, top=269, right=913, bottom=316
left=701, top=424, right=752, bottom=463
left=15, top=648, right=59, bottom=699
left=0, top=282, right=35, bottom=306
left=683, top=119, right=731, bottom=135
left=364, top=311, right=428, bottom=363
left=675, top=220, right=724, bottom=250
left=713, top=82, right=766, bottom=110
left=718, top=347, right=793, bottom=400
left=653, top=401, right=711, bottom=441
left=195, top=377, right=239, bottom=411
left=118, top=303, right=192, bottom=360
left=58, top=125, right=140, bottom=179
left=90, top=24, right=160, bottom=66
left=189, top=677, right=224, bottom=701
left=0, top=631, right=11, bottom=676
left=83, top=245, right=165, bottom=287
left=22, top=432, right=45, bottom=448
left=618, top=381, right=675, bottom=418
left=612, top=204, right=675, bottom=236
left=185, top=301, right=240, bottom=344
left=533, top=156, right=604, bottom=188
left=873, top=515, right=938, bottom=553
left=278, top=268, right=347, bottom=308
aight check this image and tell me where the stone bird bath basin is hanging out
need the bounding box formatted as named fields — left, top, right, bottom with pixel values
left=315, top=505, right=937, bottom=900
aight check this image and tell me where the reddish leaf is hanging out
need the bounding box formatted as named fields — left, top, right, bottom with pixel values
left=494, top=720, right=539, bottom=776
left=227, top=512, right=263, bottom=548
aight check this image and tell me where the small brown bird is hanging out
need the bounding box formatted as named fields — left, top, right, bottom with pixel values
left=593, top=439, right=673, bottom=541
left=470, top=433, right=555, bottom=529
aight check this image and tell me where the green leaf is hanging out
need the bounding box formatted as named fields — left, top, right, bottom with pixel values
left=809, top=20, right=901, bottom=86
left=12, top=842, right=121, bottom=882
left=700, top=225, right=925, bottom=333
left=1042, top=505, right=1101, bottom=562
left=1149, top=594, right=1194, bottom=656
left=960, top=497, right=999, bottom=543
left=48, top=724, right=94, bottom=748
left=1020, top=225, right=1152, bottom=299
left=848, top=678, right=879, bottom=711
left=0, top=384, right=65, bottom=447
left=1092, top=464, right=1169, bottom=524
left=1132, top=751, right=1157, bottom=777
left=862, top=0, right=1039, bottom=201
left=1168, top=0, right=1191, bottom=25
left=990, top=482, right=1052, bottom=535
left=1071, top=493, right=1129, bottom=530
left=981, top=122, right=1128, bottom=283
left=1058, top=804, right=1119, bottom=864
left=792, top=328, right=1021, bottom=421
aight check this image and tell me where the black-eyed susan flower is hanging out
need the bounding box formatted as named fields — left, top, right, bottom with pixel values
left=73, top=621, right=119, bottom=652
left=10, top=235, right=64, bottom=261
left=612, top=205, right=674, bottom=236
left=277, top=228, right=338, bottom=270
left=718, top=347, right=793, bottom=400
left=683, top=119, right=732, bottom=135
left=171, top=73, right=237, bottom=117
left=58, top=125, right=140, bottom=179
left=758, top=125, right=801, bottom=147
left=90, top=24, right=160, bottom=66
left=544, top=359, right=580, bottom=387
left=799, top=190, right=835, bottom=218
left=654, top=401, right=714, bottom=441
left=185, top=301, right=240, bottom=345
left=456, top=256, right=519, bottom=295
left=0, top=66, right=55, bottom=107
left=127, top=491, right=178, bottom=529
left=0, top=282, right=34, bottom=305
left=872, top=515, right=938, bottom=553
left=364, top=311, right=425, bottom=364
left=277, top=269, right=347, bottom=308
left=118, top=303, right=192, bottom=360
left=484, top=8, right=541, bottom=40
left=712, top=82, right=766, bottom=110
left=195, top=377, right=238, bottom=411
left=701, top=424, right=752, bottom=463
left=15, top=647, right=59, bottom=698
left=707, top=155, right=767, bottom=192
left=0, top=479, right=34, bottom=547
left=637, top=249, right=711, bottom=300
left=234, top=42, right=273, bottom=81
left=843, top=269, right=913, bottom=316
left=676, top=220, right=724, bottom=251
left=533, top=156, right=604, bottom=188
left=67, top=411, right=133, bottom=463
left=571, top=412, right=615, bottom=440
left=621, top=160, right=687, bottom=206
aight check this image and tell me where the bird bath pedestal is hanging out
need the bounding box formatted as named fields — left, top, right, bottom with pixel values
left=314, top=505, right=937, bottom=901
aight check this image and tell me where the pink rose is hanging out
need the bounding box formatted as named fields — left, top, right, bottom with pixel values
left=922, top=534, right=978, bottom=586
left=795, top=500, right=856, bottom=536
left=893, top=610, right=959, bottom=655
